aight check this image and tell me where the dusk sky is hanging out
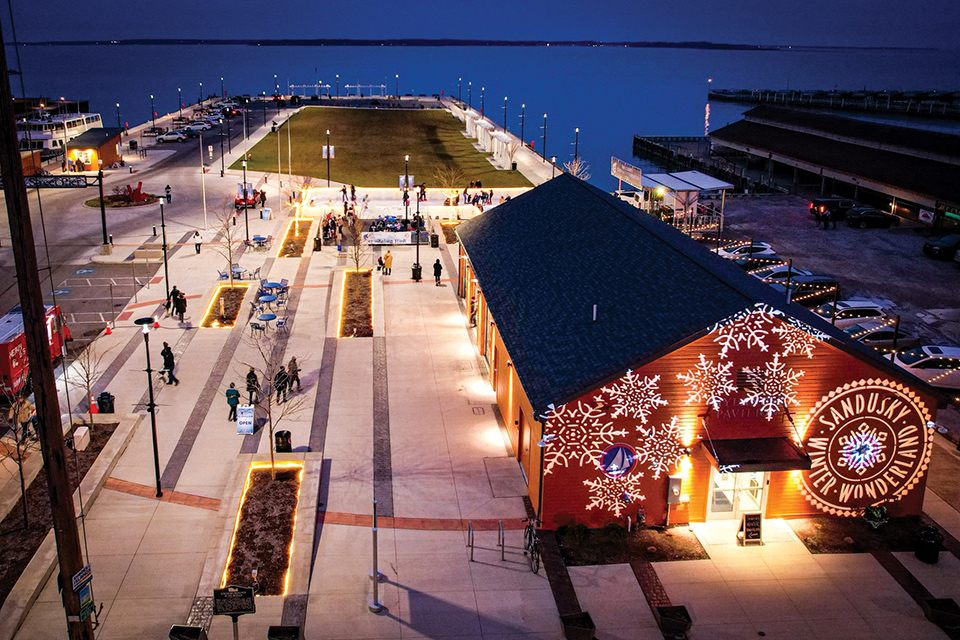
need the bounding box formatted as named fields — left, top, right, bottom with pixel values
left=12, top=0, right=960, bottom=49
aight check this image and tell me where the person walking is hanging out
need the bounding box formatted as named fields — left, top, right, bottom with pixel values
left=193, top=231, right=203, bottom=254
left=274, top=366, right=289, bottom=403
left=260, top=190, right=267, bottom=207
left=383, top=250, right=393, bottom=275
left=821, top=209, right=831, bottom=231
left=166, top=286, right=180, bottom=318
left=246, top=367, right=260, bottom=404
left=814, top=208, right=822, bottom=229
left=173, top=289, right=187, bottom=323
left=226, top=383, right=240, bottom=421
left=8, top=396, right=36, bottom=440
left=433, top=258, right=443, bottom=286
left=160, top=342, right=179, bottom=385
left=287, top=356, right=301, bottom=391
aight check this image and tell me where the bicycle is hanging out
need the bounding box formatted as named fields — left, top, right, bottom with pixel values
left=522, top=517, right=542, bottom=574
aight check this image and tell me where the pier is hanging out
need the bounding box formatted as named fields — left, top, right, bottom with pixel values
left=709, top=88, right=960, bottom=120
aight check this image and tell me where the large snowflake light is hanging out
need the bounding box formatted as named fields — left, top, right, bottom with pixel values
left=740, top=353, right=804, bottom=421
left=710, top=305, right=779, bottom=357
left=772, top=322, right=821, bottom=359
left=583, top=472, right=646, bottom=518
left=838, top=423, right=888, bottom=475
left=677, top=354, right=737, bottom=410
left=596, top=371, right=668, bottom=423
left=542, top=402, right=629, bottom=474
left=636, top=416, right=688, bottom=479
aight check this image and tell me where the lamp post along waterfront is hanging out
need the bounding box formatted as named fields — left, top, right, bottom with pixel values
left=468, top=82, right=472, bottom=108
left=403, top=154, right=409, bottom=223
left=574, top=127, right=579, bottom=161
left=326, top=129, right=331, bottom=187
left=262, top=91, right=267, bottom=127
left=220, top=76, right=225, bottom=99
left=242, top=160, right=250, bottom=241
left=520, top=103, right=525, bottom=146
left=287, top=114, right=292, bottom=186
left=177, top=87, right=182, bottom=119
left=481, top=86, right=485, bottom=115
left=198, top=82, right=202, bottom=106
left=159, top=202, right=170, bottom=303
left=137, top=321, right=164, bottom=499
left=503, top=96, right=507, bottom=131
left=395, top=74, right=399, bottom=97
left=150, top=94, right=156, bottom=131
left=542, top=113, right=547, bottom=160
left=276, top=120, right=282, bottom=188
left=458, top=77, right=462, bottom=103
left=200, top=132, right=207, bottom=229
left=116, top=102, right=121, bottom=130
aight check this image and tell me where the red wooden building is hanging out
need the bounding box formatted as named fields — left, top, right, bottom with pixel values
left=456, top=174, right=940, bottom=529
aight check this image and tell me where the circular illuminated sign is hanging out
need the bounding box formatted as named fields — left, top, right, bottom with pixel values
left=800, top=379, right=933, bottom=516
left=599, top=444, right=638, bottom=478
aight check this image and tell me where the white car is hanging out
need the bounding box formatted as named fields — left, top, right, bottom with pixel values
left=813, top=300, right=889, bottom=329
left=892, top=346, right=960, bottom=391
left=184, top=121, right=212, bottom=132
left=751, top=264, right=813, bottom=283
left=714, top=241, right=776, bottom=260
left=843, top=321, right=919, bottom=353
left=156, top=131, right=186, bottom=143
left=612, top=190, right=641, bottom=208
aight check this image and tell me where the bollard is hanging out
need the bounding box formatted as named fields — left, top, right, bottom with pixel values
left=153, top=225, right=157, bottom=236
left=498, top=521, right=505, bottom=561
left=368, top=500, right=383, bottom=613
left=109, top=233, right=114, bottom=245
left=467, top=521, right=474, bottom=562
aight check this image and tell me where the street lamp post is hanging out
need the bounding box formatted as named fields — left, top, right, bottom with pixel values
left=275, top=120, right=282, bottom=187
left=198, top=82, right=203, bottom=106
left=468, top=82, right=472, bottom=108
left=541, top=113, right=547, bottom=160
left=159, top=202, right=170, bottom=303
left=177, top=87, right=182, bottom=119
left=225, top=109, right=232, bottom=154
left=150, top=94, right=156, bottom=131
left=220, top=76, right=225, bottom=99
left=98, top=170, right=108, bottom=246
left=520, top=103, right=525, bottom=145
left=136, top=320, right=163, bottom=498
left=274, top=75, right=280, bottom=115
left=219, top=128, right=225, bottom=177
left=116, top=102, right=121, bottom=130
left=403, top=154, right=409, bottom=224
left=480, top=86, right=485, bottom=114
left=242, top=160, right=250, bottom=241
left=502, top=96, right=507, bottom=131
left=262, top=91, right=266, bottom=127
left=458, top=77, right=462, bottom=103
left=551, top=156, right=557, bottom=178
left=336, top=74, right=339, bottom=97
left=574, top=127, right=579, bottom=161
left=413, top=193, right=421, bottom=282
left=326, top=129, right=331, bottom=187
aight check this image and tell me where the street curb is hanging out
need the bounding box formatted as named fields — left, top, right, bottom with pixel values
left=0, top=413, right=142, bottom=640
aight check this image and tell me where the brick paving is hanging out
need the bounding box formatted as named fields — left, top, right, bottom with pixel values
left=630, top=559, right=672, bottom=610
left=103, top=477, right=221, bottom=511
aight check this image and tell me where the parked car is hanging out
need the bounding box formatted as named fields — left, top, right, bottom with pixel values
left=768, top=275, right=840, bottom=307
left=181, top=128, right=200, bottom=139
left=813, top=300, right=889, bottom=329
left=892, top=345, right=960, bottom=390
left=184, top=122, right=212, bottom=132
left=612, top=190, right=641, bottom=208
left=714, top=241, right=776, bottom=260
left=843, top=321, right=919, bottom=353
left=156, top=130, right=186, bottom=143
left=751, top=265, right=813, bottom=284
left=200, top=115, right=222, bottom=126
left=845, top=207, right=900, bottom=229
left=923, top=234, right=960, bottom=260
left=809, top=197, right=858, bottom=221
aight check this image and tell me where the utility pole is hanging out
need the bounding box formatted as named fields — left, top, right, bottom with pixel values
left=0, top=32, right=93, bottom=640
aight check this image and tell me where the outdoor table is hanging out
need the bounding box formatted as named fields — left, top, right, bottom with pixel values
left=253, top=236, right=268, bottom=250
left=265, top=282, right=281, bottom=290
left=259, top=294, right=277, bottom=309
left=231, top=266, right=247, bottom=277
left=258, top=312, right=277, bottom=329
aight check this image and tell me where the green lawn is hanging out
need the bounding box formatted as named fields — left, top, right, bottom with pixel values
left=232, top=106, right=531, bottom=189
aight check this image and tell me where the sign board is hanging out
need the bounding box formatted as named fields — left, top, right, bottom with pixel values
left=71, top=564, right=93, bottom=592
left=208, top=145, right=214, bottom=160
left=361, top=231, right=413, bottom=245
left=738, top=512, right=763, bottom=545
left=213, top=586, right=256, bottom=617
left=78, top=582, right=95, bottom=621
left=236, top=405, right=255, bottom=435
left=398, top=175, right=415, bottom=189
left=74, top=268, right=95, bottom=276
left=322, top=145, right=335, bottom=159
left=611, top=156, right=643, bottom=189
left=918, top=209, right=935, bottom=224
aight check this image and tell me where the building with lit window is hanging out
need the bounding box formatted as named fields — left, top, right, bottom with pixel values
left=456, top=174, right=940, bottom=529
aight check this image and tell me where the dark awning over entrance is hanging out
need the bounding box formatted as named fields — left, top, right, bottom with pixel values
left=705, top=437, right=811, bottom=473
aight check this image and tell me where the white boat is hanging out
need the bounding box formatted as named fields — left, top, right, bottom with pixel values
left=17, top=107, right=103, bottom=152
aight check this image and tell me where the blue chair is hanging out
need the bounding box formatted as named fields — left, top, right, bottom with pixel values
left=275, top=316, right=288, bottom=332
left=250, top=322, right=265, bottom=336
left=217, top=270, right=229, bottom=280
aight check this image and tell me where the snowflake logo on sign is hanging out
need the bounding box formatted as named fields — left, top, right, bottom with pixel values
left=636, top=416, right=687, bottom=479
left=596, top=370, right=668, bottom=423
left=541, top=402, right=629, bottom=475
left=583, top=472, right=646, bottom=518
left=838, top=423, right=888, bottom=474
left=677, top=354, right=737, bottom=410
left=739, top=353, right=804, bottom=421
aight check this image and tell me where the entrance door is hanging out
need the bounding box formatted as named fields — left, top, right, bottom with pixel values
left=706, top=469, right=768, bottom=520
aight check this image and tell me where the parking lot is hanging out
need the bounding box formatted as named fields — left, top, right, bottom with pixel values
left=718, top=194, right=960, bottom=346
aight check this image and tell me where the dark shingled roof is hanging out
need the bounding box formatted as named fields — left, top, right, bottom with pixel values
left=711, top=120, right=960, bottom=206
left=457, top=174, right=939, bottom=413
left=69, top=127, right=124, bottom=148
left=743, top=105, right=960, bottom=162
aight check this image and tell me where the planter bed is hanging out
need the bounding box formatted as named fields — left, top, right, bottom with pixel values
left=338, top=270, right=373, bottom=338
left=278, top=219, right=310, bottom=258
left=557, top=523, right=708, bottom=565
left=440, top=222, right=461, bottom=244
left=200, top=284, right=250, bottom=329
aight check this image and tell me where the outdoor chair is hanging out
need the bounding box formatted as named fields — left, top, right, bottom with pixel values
left=249, top=267, right=262, bottom=280
left=278, top=278, right=290, bottom=297
left=249, top=301, right=263, bottom=316
left=243, top=240, right=255, bottom=250
left=275, top=316, right=288, bottom=332
left=217, top=270, right=229, bottom=280
left=250, top=322, right=265, bottom=336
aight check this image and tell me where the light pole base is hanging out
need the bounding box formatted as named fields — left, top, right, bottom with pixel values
left=100, top=243, right=113, bottom=256
left=368, top=600, right=383, bottom=614
left=369, top=570, right=386, bottom=582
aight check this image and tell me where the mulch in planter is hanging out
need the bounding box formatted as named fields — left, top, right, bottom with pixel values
left=223, top=465, right=301, bottom=596
left=788, top=514, right=936, bottom=554
left=339, top=270, right=373, bottom=338
left=557, top=523, right=709, bottom=565
left=278, top=219, right=310, bottom=258
left=200, top=284, right=249, bottom=328
left=0, top=423, right=119, bottom=606
left=84, top=194, right=160, bottom=208
left=440, top=222, right=461, bottom=244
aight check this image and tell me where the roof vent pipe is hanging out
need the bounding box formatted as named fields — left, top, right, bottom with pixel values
left=592, top=304, right=597, bottom=323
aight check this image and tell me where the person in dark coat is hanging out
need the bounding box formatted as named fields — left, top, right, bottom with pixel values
left=226, top=383, right=240, bottom=421
left=259, top=190, right=267, bottom=207
left=246, top=367, right=260, bottom=404
left=160, top=342, right=179, bottom=385
left=274, top=366, right=289, bottom=403
left=173, top=289, right=187, bottom=322
left=166, top=286, right=180, bottom=317
left=287, top=356, right=301, bottom=391
left=433, top=259, right=443, bottom=286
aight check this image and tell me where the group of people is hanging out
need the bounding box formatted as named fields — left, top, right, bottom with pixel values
left=165, top=286, right=188, bottom=322
left=814, top=208, right=838, bottom=230
left=225, top=358, right=302, bottom=422
left=369, top=215, right=409, bottom=233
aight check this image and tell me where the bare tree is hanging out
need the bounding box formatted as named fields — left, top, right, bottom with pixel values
left=2, top=389, right=40, bottom=528
left=346, top=213, right=367, bottom=272
left=433, top=162, right=466, bottom=206
left=209, top=198, right=248, bottom=286
left=283, top=174, right=315, bottom=217
left=507, top=141, right=520, bottom=169
left=67, top=339, right=114, bottom=428
left=564, top=157, right=591, bottom=181
left=236, top=331, right=308, bottom=479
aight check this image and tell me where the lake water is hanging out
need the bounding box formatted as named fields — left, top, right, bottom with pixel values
left=14, top=44, right=960, bottom=189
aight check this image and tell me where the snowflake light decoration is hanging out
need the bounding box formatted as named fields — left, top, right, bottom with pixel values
left=739, top=353, right=804, bottom=421
left=583, top=472, right=646, bottom=518
left=710, top=304, right=779, bottom=357
left=677, top=354, right=737, bottom=410
left=636, top=416, right=688, bottom=479
left=772, top=322, right=821, bottom=359
left=542, top=402, right=629, bottom=474
left=838, top=423, right=888, bottom=475
left=596, top=370, right=668, bottom=423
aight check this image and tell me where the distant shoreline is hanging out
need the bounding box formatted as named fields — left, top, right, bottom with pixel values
left=10, top=38, right=936, bottom=52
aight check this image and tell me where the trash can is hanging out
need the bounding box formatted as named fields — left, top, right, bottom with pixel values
left=430, top=233, right=439, bottom=248
left=129, top=140, right=138, bottom=151
left=268, top=626, right=301, bottom=640
left=511, top=161, right=518, bottom=171
left=168, top=625, right=208, bottom=640
left=96, top=391, right=115, bottom=414
left=313, top=236, right=322, bottom=252
left=412, top=263, right=422, bottom=281
left=275, top=430, right=292, bottom=453
left=916, top=526, right=944, bottom=564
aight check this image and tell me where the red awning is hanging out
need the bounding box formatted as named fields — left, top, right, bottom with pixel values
left=704, top=437, right=811, bottom=473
